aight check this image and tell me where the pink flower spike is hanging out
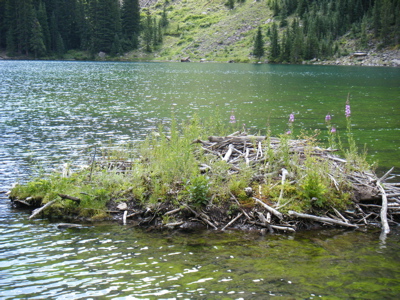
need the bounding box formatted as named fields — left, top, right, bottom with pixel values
left=286, top=130, right=292, bottom=135
left=325, top=114, right=331, bottom=122
left=331, top=127, right=336, bottom=133
left=345, top=104, right=351, bottom=118
left=289, top=113, right=295, bottom=123
left=230, top=111, right=236, bottom=123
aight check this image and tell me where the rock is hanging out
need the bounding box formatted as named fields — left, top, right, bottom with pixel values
left=57, top=223, right=84, bottom=229
left=117, top=202, right=128, bottom=210
left=391, top=59, right=400, bottom=66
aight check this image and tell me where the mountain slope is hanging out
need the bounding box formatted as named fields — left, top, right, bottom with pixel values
left=131, top=0, right=273, bottom=62
left=129, top=0, right=399, bottom=65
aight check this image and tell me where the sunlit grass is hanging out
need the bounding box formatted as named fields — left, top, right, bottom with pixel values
left=11, top=101, right=371, bottom=220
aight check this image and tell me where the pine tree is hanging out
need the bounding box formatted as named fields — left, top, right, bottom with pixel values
left=16, top=0, right=35, bottom=55
left=30, top=15, right=46, bottom=58
left=161, top=6, right=169, bottom=28
left=280, top=28, right=291, bottom=62
left=253, top=27, right=264, bottom=59
left=360, top=16, right=368, bottom=49
left=91, top=0, right=121, bottom=53
left=290, top=18, right=303, bottom=63
left=110, top=33, right=122, bottom=56
left=122, top=0, right=140, bottom=49
left=0, top=0, right=5, bottom=49
left=269, top=22, right=280, bottom=62
left=372, top=0, right=381, bottom=38
left=380, top=0, right=392, bottom=44
left=37, top=1, right=50, bottom=54
left=143, top=10, right=153, bottom=52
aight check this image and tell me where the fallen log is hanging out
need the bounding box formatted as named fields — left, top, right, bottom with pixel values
left=222, top=212, right=243, bottom=231
left=253, top=197, right=283, bottom=220
left=209, top=135, right=268, bottom=143
left=288, top=210, right=358, bottom=228
left=57, top=223, right=84, bottom=229
left=58, top=194, right=81, bottom=203
left=29, top=200, right=56, bottom=219
left=377, top=180, right=390, bottom=235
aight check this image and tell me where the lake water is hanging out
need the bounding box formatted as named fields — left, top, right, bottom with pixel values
left=0, top=61, right=400, bottom=299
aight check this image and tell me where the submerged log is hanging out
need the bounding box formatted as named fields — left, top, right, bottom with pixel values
left=29, top=200, right=56, bottom=219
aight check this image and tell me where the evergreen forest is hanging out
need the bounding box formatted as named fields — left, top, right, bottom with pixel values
left=0, top=0, right=398, bottom=62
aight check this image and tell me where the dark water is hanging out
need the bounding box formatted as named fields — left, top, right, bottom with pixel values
left=1, top=61, right=400, bottom=299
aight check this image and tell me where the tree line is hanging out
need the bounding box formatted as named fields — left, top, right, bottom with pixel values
left=254, top=0, right=400, bottom=62
left=0, top=0, right=146, bottom=58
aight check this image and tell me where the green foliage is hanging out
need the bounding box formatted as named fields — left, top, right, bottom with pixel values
left=186, top=174, right=210, bottom=206
left=10, top=100, right=370, bottom=219
left=253, top=27, right=264, bottom=59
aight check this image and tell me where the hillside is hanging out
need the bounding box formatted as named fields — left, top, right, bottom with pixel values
left=132, top=0, right=273, bottom=63
left=129, top=0, right=400, bottom=66
left=0, top=0, right=398, bottom=65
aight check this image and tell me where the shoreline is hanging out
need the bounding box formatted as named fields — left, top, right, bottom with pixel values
left=1, top=49, right=399, bottom=67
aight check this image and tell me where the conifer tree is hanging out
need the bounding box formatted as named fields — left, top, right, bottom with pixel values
left=30, top=15, right=46, bottom=58
left=380, top=0, right=392, bottom=44
left=122, top=0, right=140, bottom=49
left=253, top=26, right=264, bottom=59
left=269, top=22, right=280, bottom=62
left=37, top=1, right=50, bottom=54
left=16, top=0, right=35, bottom=55
left=143, top=10, right=153, bottom=52
left=290, top=18, right=303, bottom=63
left=360, top=16, right=368, bottom=49
left=161, top=6, right=169, bottom=28
left=373, top=0, right=381, bottom=38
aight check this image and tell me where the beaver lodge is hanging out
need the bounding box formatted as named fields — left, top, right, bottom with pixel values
left=8, top=125, right=400, bottom=237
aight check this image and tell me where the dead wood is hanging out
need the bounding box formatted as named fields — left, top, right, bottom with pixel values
left=58, top=194, right=81, bottom=203
left=288, top=211, right=358, bottom=228
left=29, top=200, right=57, bottom=219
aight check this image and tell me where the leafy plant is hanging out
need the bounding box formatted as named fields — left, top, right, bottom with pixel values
left=186, top=174, right=210, bottom=206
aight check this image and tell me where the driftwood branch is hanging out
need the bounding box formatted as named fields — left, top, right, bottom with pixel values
left=377, top=181, right=390, bottom=235
left=123, top=210, right=127, bottom=225
left=165, top=208, right=181, bottom=215
left=222, top=212, right=243, bottom=231
left=288, top=211, right=358, bottom=228
left=58, top=194, right=81, bottom=203
left=253, top=197, right=283, bottom=220
left=277, top=168, right=288, bottom=206
left=29, top=200, right=56, bottom=219
left=185, top=205, right=218, bottom=230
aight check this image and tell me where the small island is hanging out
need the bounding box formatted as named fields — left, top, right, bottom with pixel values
left=8, top=103, right=400, bottom=237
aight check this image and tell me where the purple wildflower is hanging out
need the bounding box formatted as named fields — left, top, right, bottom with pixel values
left=325, top=114, right=331, bottom=122
left=331, top=127, right=336, bottom=133
left=345, top=105, right=351, bottom=118
left=230, top=110, right=236, bottom=123
left=286, top=130, right=292, bottom=135
left=289, top=113, right=295, bottom=123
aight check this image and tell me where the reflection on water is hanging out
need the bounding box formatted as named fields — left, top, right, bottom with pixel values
left=1, top=61, right=400, bottom=298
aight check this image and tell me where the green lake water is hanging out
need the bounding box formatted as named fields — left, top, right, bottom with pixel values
left=0, top=61, right=400, bottom=299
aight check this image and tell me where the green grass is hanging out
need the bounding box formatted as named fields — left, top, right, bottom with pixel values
left=131, top=0, right=273, bottom=62
left=11, top=103, right=371, bottom=220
